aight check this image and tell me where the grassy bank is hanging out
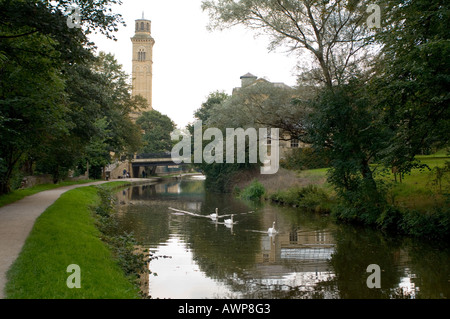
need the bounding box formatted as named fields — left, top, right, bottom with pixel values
left=237, top=151, right=449, bottom=239
left=5, top=181, right=141, bottom=299
left=0, top=179, right=99, bottom=208
left=386, top=154, right=449, bottom=211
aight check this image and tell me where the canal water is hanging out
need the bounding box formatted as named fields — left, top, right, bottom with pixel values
left=115, top=176, right=449, bottom=299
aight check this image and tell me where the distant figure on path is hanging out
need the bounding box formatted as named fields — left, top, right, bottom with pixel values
left=123, top=169, right=127, bottom=178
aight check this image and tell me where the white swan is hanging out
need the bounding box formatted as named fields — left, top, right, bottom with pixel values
left=224, top=214, right=234, bottom=225
left=267, top=221, right=277, bottom=235
left=209, top=208, right=219, bottom=220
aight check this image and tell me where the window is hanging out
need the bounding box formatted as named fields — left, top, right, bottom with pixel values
left=290, top=139, right=299, bottom=148
left=140, top=22, right=144, bottom=31
left=138, top=50, right=146, bottom=61
left=289, top=230, right=298, bottom=244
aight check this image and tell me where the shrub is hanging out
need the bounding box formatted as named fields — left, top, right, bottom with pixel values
left=298, top=185, right=330, bottom=211
left=399, top=206, right=450, bottom=240
left=269, top=185, right=331, bottom=212
left=240, top=179, right=266, bottom=201
left=376, top=206, right=403, bottom=233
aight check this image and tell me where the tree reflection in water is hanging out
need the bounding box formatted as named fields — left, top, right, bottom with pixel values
left=114, top=178, right=449, bottom=299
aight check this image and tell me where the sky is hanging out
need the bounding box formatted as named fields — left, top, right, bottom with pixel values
left=88, top=0, right=300, bottom=128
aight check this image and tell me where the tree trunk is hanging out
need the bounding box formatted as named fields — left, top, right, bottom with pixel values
left=361, top=158, right=377, bottom=191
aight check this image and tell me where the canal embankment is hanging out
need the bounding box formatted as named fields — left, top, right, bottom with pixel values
left=0, top=179, right=157, bottom=299
left=233, top=155, right=449, bottom=241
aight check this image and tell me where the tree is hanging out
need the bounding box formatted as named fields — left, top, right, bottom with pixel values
left=0, top=31, right=68, bottom=192
left=202, top=0, right=376, bottom=88
left=0, top=0, right=128, bottom=192
left=206, top=80, right=313, bottom=143
left=372, top=0, right=450, bottom=175
left=309, top=78, right=389, bottom=223
left=194, top=91, right=230, bottom=123
left=136, top=110, right=176, bottom=154
left=190, top=91, right=260, bottom=192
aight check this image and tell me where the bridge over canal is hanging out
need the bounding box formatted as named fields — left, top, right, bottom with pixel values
left=131, top=153, right=187, bottom=177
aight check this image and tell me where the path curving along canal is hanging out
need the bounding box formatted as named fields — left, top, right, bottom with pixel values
left=0, top=178, right=153, bottom=299
left=115, top=176, right=450, bottom=299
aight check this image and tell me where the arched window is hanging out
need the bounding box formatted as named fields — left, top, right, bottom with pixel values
left=138, top=49, right=146, bottom=61
left=146, top=23, right=150, bottom=31
left=136, top=22, right=138, bottom=31
left=140, top=22, right=144, bottom=31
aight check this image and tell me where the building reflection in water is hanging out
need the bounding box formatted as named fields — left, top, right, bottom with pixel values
left=247, top=227, right=336, bottom=297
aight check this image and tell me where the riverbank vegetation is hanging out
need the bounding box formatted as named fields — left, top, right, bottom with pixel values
left=192, top=0, right=449, bottom=240
left=235, top=149, right=449, bottom=240
left=5, top=182, right=143, bottom=298
left=93, top=184, right=154, bottom=298
left=1, top=1, right=145, bottom=195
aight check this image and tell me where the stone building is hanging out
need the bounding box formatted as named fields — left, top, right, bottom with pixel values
left=233, top=73, right=307, bottom=159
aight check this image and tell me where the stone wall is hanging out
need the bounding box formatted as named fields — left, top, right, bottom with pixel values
left=107, top=160, right=132, bottom=179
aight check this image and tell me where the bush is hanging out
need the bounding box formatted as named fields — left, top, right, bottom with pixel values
left=94, top=186, right=117, bottom=218
left=201, top=161, right=257, bottom=193
left=399, top=206, right=450, bottom=240
left=376, top=206, right=403, bottom=233
left=240, top=179, right=265, bottom=201
left=270, top=185, right=331, bottom=212
left=338, top=193, right=450, bottom=240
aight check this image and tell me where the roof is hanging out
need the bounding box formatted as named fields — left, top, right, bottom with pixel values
left=240, top=72, right=257, bottom=79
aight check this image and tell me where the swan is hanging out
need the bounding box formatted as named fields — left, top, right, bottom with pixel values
left=224, top=214, right=234, bottom=225
left=267, top=221, right=277, bottom=235
left=209, top=208, right=219, bottom=220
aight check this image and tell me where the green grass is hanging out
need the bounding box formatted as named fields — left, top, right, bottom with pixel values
left=0, top=180, right=100, bottom=208
left=272, top=150, right=449, bottom=213
left=380, top=155, right=449, bottom=211
left=5, top=183, right=141, bottom=299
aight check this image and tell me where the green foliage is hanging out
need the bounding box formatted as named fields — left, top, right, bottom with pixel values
left=373, top=0, right=450, bottom=171
left=429, top=161, right=450, bottom=193
left=93, top=186, right=151, bottom=294
left=399, top=206, right=450, bottom=241
left=194, top=90, right=229, bottom=123
left=190, top=91, right=260, bottom=192
left=5, top=186, right=140, bottom=298
left=202, top=0, right=374, bottom=88
left=375, top=200, right=450, bottom=241
left=94, top=186, right=117, bottom=218
left=206, top=81, right=309, bottom=143
left=0, top=179, right=97, bottom=208
left=282, top=147, right=330, bottom=170
left=136, top=110, right=176, bottom=154
left=309, top=80, right=389, bottom=221
left=201, top=0, right=449, bottom=239
left=240, top=179, right=265, bottom=201
left=270, top=185, right=331, bottom=213
left=200, top=160, right=257, bottom=193
left=0, top=1, right=140, bottom=193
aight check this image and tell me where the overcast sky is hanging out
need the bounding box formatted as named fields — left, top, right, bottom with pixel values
left=88, top=0, right=300, bottom=128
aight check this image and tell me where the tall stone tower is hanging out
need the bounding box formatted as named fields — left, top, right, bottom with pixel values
left=131, top=14, right=155, bottom=112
